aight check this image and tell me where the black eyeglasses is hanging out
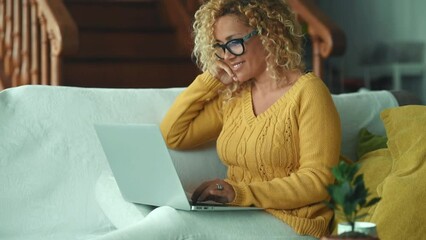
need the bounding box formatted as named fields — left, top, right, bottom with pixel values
left=213, top=30, right=258, bottom=60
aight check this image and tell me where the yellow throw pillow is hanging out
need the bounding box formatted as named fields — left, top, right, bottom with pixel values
left=368, top=105, right=426, bottom=240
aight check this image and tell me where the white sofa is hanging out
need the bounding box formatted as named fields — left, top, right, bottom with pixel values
left=0, top=85, right=399, bottom=240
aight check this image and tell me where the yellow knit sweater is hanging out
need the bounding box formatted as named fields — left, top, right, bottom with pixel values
left=160, top=72, right=341, bottom=238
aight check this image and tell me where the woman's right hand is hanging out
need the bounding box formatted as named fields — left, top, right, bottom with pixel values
left=211, top=60, right=237, bottom=85
left=191, top=179, right=235, bottom=204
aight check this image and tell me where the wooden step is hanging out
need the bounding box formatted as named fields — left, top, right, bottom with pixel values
left=61, top=0, right=197, bottom=88
left=71, top=30, right=187, bottom=59
left=64, top=1, right=167, bottom=31
left=62, top=60, right=200, bottom=88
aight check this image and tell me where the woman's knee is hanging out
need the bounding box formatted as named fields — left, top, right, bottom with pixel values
left=142, top=206, right=211, bottom=239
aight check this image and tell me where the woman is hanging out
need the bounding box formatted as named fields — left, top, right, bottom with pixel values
left=97, top=0, right=341, bottom=239
left=161, top=0, right=341, bottom=237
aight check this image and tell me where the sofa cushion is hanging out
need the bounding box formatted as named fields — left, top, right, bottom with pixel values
left=366, top=105, right=426, bottom=239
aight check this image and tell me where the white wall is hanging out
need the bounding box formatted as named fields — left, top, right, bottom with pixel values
left=318, top=0, right=426, bottom=101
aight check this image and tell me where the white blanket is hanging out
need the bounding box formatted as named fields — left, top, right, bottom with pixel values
left=0, top=85, right=397, bottom=240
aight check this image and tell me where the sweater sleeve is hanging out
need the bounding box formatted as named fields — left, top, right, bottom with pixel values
left=226, top=79, right=341, bottom=209
left=160, top=72, right=225, bottom=150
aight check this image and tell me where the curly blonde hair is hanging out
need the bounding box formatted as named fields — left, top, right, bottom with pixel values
left=192, top=0, right=305, bottom=97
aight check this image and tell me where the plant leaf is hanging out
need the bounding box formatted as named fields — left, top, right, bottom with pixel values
left=354, top=173, right=364, bottom=185
left=365, top=197, right=381, bottom=207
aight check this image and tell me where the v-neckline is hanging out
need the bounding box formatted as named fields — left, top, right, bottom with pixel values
left=243, top=72, right=312, bottom=123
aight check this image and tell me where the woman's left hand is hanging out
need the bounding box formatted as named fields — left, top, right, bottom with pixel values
left=191, top=179, right=235, bottom=204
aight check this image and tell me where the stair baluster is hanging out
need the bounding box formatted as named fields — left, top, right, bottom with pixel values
left=0, top=0, right=78, bottom=90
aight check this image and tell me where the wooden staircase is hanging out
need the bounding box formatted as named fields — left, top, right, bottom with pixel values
left=0, top=0, right=346, bottom=90
left=62, top=0, right=200, bottom=88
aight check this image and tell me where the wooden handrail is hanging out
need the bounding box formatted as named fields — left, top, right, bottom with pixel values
left=287, top=0, right=346, bottom=78
left=0, top=0, right=78, bottom=90
left=162, top=0, right=346, bottom=79
left=161, top=0, right=194, bottom=54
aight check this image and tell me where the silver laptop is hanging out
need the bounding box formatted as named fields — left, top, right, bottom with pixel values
left=94, top=123, right=261, bottom=211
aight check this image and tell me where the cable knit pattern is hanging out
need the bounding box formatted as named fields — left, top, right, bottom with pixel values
left=160, top=71, right=341, bottom=238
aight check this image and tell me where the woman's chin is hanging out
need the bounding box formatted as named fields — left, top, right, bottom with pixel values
left=233, top=75, right=249, bottom=83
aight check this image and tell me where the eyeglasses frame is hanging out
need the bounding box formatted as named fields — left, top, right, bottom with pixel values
left=213, top=30, right=259, bottom=60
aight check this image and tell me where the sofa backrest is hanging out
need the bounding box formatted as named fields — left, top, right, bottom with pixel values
left=332, top=90, right=398, bottom=160
left=0, top=85, right=398, bottom=238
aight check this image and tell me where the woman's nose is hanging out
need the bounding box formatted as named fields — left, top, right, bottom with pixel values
left=223, top=49, right=236, bottom=60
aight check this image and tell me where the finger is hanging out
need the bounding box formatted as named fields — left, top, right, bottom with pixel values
left=197, top=182, right=229, bottom=203
left=196, top=187, right=218, bottom=203
left=217, top=60, right=234, bottom=78
left=191, top=180, right=213, bottom=203
left=201, top=189, right=230, bottom=204
left=191, top=185, right=208, bottom=203
left=213, top=195, right=229, bottom=203
left=215, top=61, right=236, bottom=83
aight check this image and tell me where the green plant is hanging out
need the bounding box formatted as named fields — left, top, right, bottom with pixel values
left=324, top=161, right=381, bottom=237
